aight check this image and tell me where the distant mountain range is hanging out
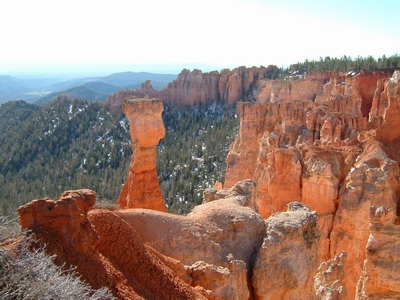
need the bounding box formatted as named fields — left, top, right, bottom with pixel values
left=0, top=71, right=177, bottom=104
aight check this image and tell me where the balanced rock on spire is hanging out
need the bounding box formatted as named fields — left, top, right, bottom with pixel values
left=117, top=97, right=167, bottom=212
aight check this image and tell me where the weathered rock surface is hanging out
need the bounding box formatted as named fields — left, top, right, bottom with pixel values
left=116, top=180, right=265, bottom=299
left=16, top=180, right=325, bottom=299
left=106, top=80, right=158, bottom=114
left=17, top=190, right=206, bottom=300
left=314, top=251, right=347, bottom=300
left=117, top=97, right=167, bottom=212
left=106, top=66, right=280, bottom=112
left=252, top=202, right=320, bottom=299
left=187, top=261, right=240, bottom=300
left=329, top=139, right=399, bottom=298
left=159, top=66, right=280, bottom=106
left=356, top=206, right=400, bottom=299
left=224, top=70, right=400, bottom=298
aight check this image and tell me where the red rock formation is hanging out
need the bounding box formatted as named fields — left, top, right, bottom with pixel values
left=106, top=66, right=280, bottom=114
left=356, top=205, right=400, bottom=299
left=375, top=70, right=400, bottom=141
left=88, top=210, right=207, bottom=300
left=329, top=139, right=399, bottom=298
left=159, top=69, right=220, bottom=106
left=116, top=180, right=265, bottom=299
left=160, top=66, right=278, bottom=106
left=106, top=80, right=158, bottom=114
left=225, top=70, right=395, bottom=216
left=17, top=190, right=206, bottom=300
left=117, top=97, right=167, bottom=212
left=224, top=69, right=400, bottom=298
left=16, top=183, right=324, bottom=299
left=252, top=202, right=320, bottom=299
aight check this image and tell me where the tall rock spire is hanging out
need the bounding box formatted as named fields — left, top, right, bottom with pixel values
left=117, top=97, right=167, bottom=212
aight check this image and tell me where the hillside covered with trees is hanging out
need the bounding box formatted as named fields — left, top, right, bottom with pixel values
left=0, top=97, right=237, bottom=216
left=1, top=54, right=399, bottom=217
left=286, top=54, right=400, bottom=75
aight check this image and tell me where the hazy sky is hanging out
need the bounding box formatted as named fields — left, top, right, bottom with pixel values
left=1, top=0, right=399, bottom=75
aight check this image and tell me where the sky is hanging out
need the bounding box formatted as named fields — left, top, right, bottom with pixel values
left=0, top=0, right=399, bottom=76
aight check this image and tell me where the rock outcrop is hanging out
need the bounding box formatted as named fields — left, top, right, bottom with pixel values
left=106, top=80, right=158, bottom=114
left=159, top=66, right=279, bottom=106
left=252, top=202, right=320, bottom=299
left=356, top=205, right=400, bottom=299
left=224, top=69, right=400, bottom=298
left=116, top=180, right=265, bottom=299
left=116, top=97, right=167, bottom=212
left=17, top=190, right=205, bottom=299
left=16, top=183, right=322, bottom=299
left=106, top=65, right=280, bottom=112
left=314, top=251, right=347, bottom=299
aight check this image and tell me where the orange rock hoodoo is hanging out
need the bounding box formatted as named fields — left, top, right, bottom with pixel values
left=224, top=69, right=400, bottom=298
left=117, top=97, right=167, bottom=212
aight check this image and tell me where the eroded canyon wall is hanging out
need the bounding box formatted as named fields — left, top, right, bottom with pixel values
left=224, top=69, right=400, bottom=298
left=106, top=65, right=280, bottom=111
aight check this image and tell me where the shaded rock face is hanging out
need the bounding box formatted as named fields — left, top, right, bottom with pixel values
left=117, top=97, right=167, bottom=212
left=17, top=190, right=206, bottom=300
left=252, top=202, right=320, bottom=300
left=356, top=206, right=400, bottom=299
left=224, top=70, right=400, bottom=298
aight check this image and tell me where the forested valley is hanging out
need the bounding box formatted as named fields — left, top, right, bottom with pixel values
left=0, top=97, right=238, bottom=216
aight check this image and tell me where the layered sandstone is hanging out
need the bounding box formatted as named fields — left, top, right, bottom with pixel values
left=107, top=68, right=392, bottom=112
left=159, top=66, right=279, bottom=106
left=17, top=190, right=205, bottom=299
left=117, top=97, right=167, bottom=212
left=106, top=66, right=280, bottom=113
left=224, top=70, right=400, bottom=298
